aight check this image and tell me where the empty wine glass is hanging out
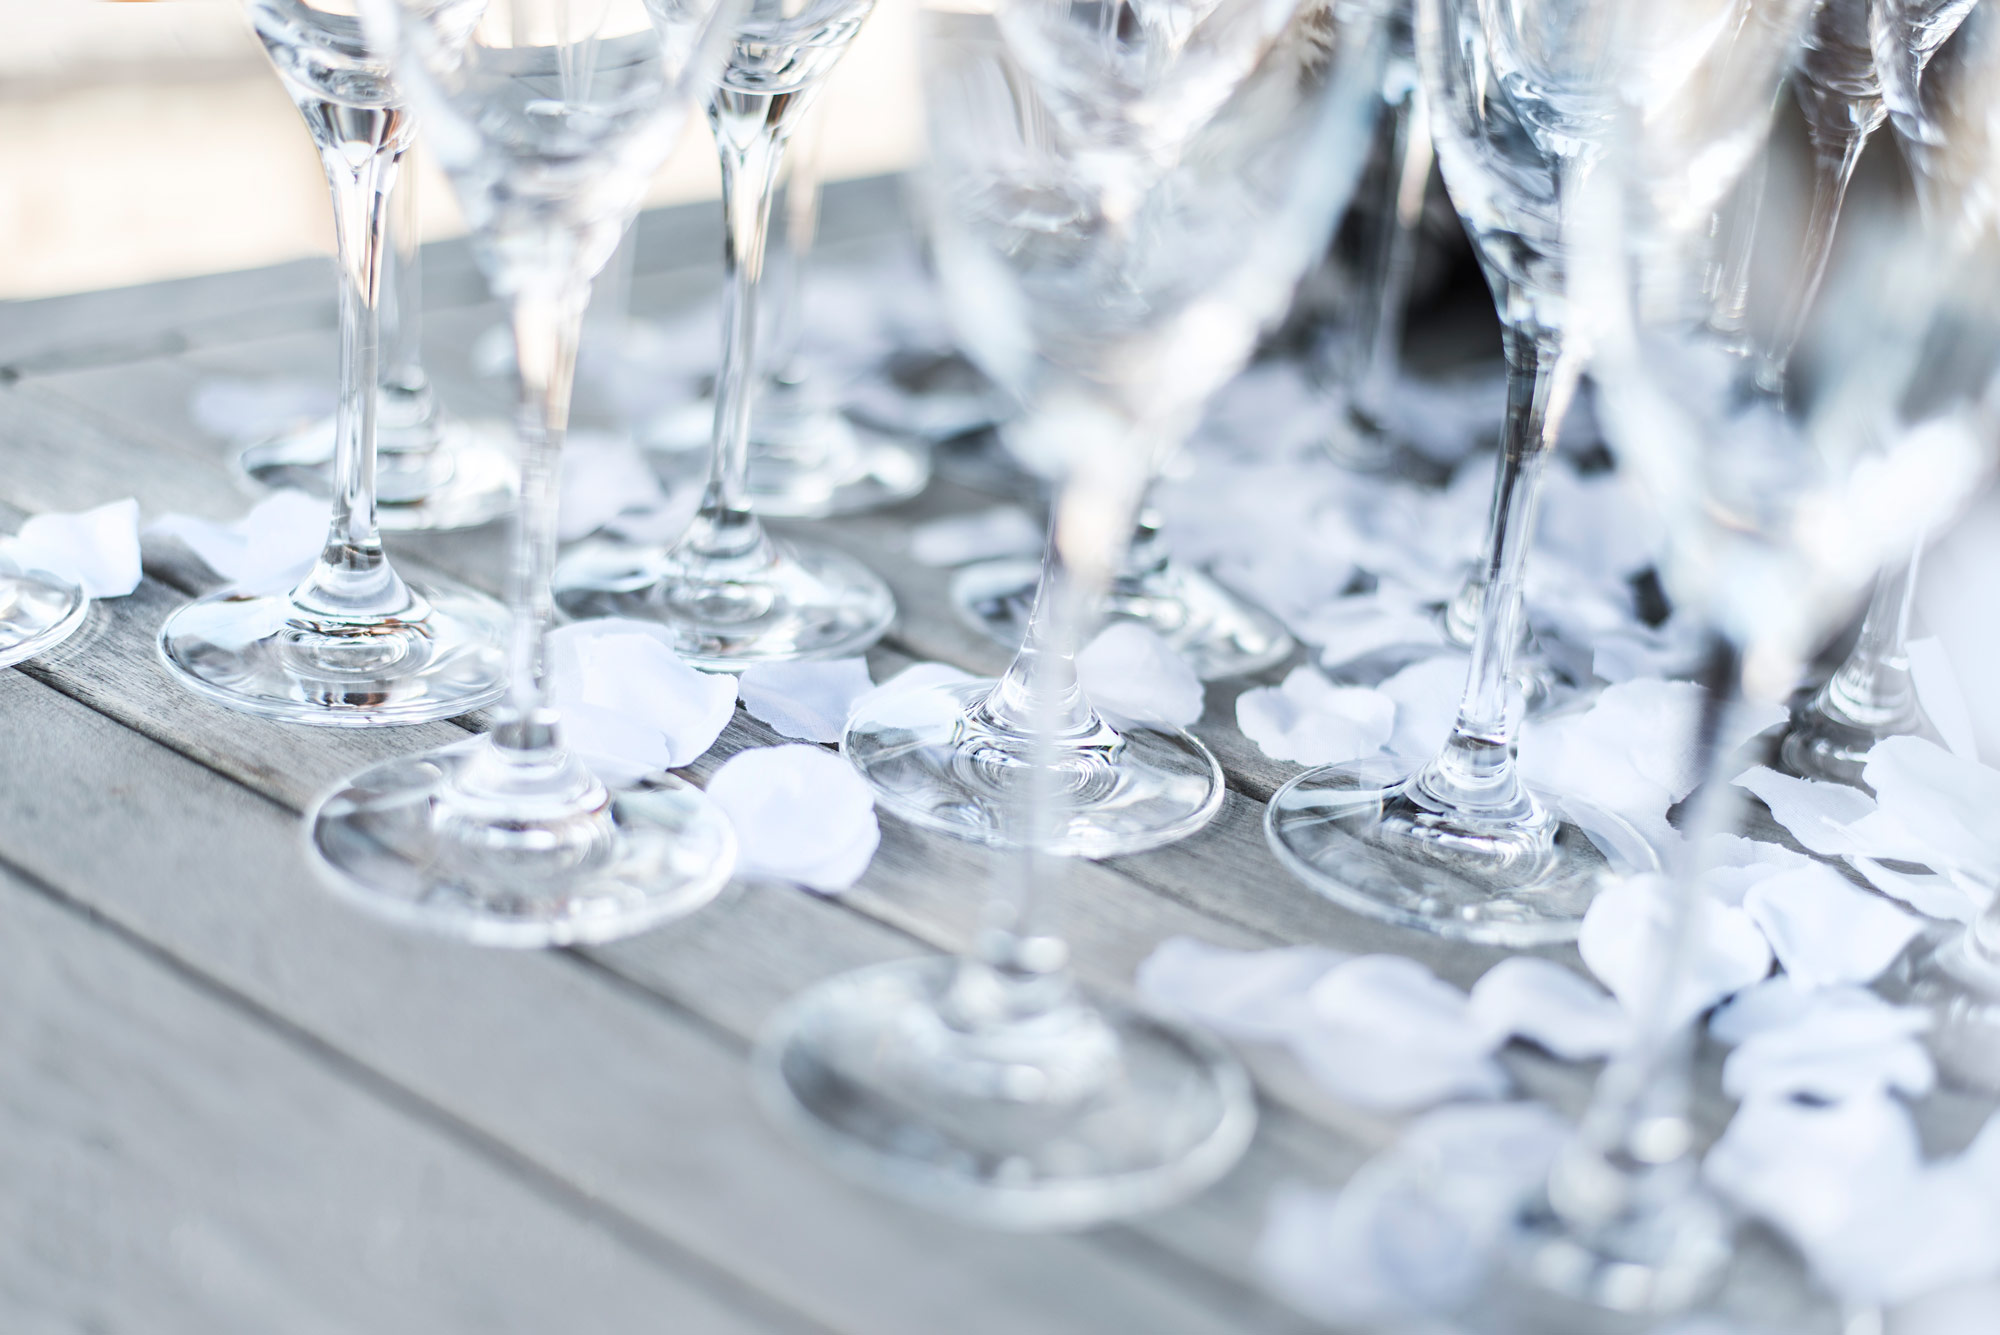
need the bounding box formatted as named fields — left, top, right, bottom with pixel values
left=0, top=564, right=86, bottom=670
left=305, top=0, right=745, bottom=945
left=237, top=150, right=519, bottom=532
left=1779, top=0, right=1987, bottom=785
left=1514, top=9, right=1998, bottom=1312
left=642, top=99, right=936, bottom=517
left=158, top=0, right=509, bottom=728
left=1265, top=0, right=1676, bottom=945
left=756, top=0, right=1387, bottom=1227
left=550, top=0, right=897, bottom=669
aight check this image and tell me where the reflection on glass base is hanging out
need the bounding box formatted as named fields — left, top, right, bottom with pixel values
left=0, top=568, right=89, bottom=670
left=754, top=956, right=1256, bottom=1230
left=158, top=579, right=508, bottom=727
left=951, top=557, right=1295, bottom=681
left=238, top=415, right=517, bottom=533
left=552, top=534, right=894, bottom=671
left=1495, top=1189, right=1732, bottom=1331
left=1885, top=926, right=2000, bottom=1094
left=645, top=396, right=931, bottom=519
left=843, top=678, right=1224, bottom=858
left=307, top=741, right=736, bottom=947
left=1778, top=696, right=1932, bottom=790
left=1264, top=757, right=1658, bottom=945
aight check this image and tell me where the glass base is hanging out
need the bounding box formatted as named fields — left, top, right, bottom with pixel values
left=1883, top=926, right=2000, bottom=1094
left=0, top=569, right=89, bottom=669
left=1778, top=696, right=1929, bottom=789
left=644, top=395, right=931, bottom=519
left=842, top=678, right=1223, bottom=857
left=753, top=956, right=1256, bottom=1229
left=158, top=578, right=508, bottom=727
left=1264, top=758, right=1658, bottom=945
left=237, top=415, right=517, bottom=533
left=307, top=740, right=736, bottom=947
left=1503, top=1181, right=1733, bottom=1325
left=551, top=533, right=894, bottom=671
left=951, top=556, right=1294, bottom=681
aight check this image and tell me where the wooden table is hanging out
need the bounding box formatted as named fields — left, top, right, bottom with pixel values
left=1, top=176, right=1975, bottom=1334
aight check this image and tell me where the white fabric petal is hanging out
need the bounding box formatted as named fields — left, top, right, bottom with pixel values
left=1909, top=635, right=1980, bottom=761
left=847, top=661, right=980, bottom=731
left=1378, top=653, right=1467, bottom=766
left=145, top=489, right=327, bottom=594
left=908, top=507, right=1044, bottom=566
left=1720, top=1002, right=1934, bottom=1103
left=3, top=498, right=141, bottom=599
left=1134, top=937, right=1348, bottom=1043
left=1290, top=955, right=1509, bottom=1111
left=1077, top=622, right=1205, bottom=728
left=705, top=744, right=880, bottom=894
left=1578, top=874, right=1773, bottom=1027
left=1733, top=765, right=1877, bottom=857
left=737, top=658, right=875, bottom=745
left=546, top=620, right=737, bottom=776
left=1468, top=956, right=1630, bottom=1060
left=1237, top=667, right=1395, bottom=765
left=1857, top=736, right=2000, bottom=879
left=1740, top=863, right=1923, bottom=990
left=557, top=432, right=671, bottom=541
left=1300, top=591, right=1448, bottom=670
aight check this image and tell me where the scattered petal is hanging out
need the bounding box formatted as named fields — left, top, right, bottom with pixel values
left=1469, top=956, right=1630, bottom=1060
left=1741, top=863, right=1923, bottom=990
left=847, top=660, right=980, bottom=731
left=706, top=744, right=880, bottom=893
left=908, top=507, right=1043, bottom=566
left=1291, top=955, right=1509, bottom=1111
left=1378, top=653, right=1467, bottom=765
left=738, top=658, right=875, bottom=744
left=1721, top=997, right=1933, bottom=1103
left=3, top=498, right=141, bottom=598
left=546, top=619, right=737, bottom=780
left=1237, top=667, right=1395, bottom=765
left=1578, top=874, right=1772, bottom=1027
left=558, top=431, right=670, bottom=541
left=1733, top=765, right=1876, bottom=857
left=1135, top=937, right=1347, bottom=1043
left=1910, top=635, right=1980, bottom=762
left=1077, top=622, right=1205, bottom=728
left=145, top=489, right=326, bottom=593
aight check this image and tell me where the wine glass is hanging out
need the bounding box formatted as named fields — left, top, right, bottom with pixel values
left=236, top=151, right=519, bottom=533
left=1779, top=0, right=1989, bottom=785
left=1515, top=11, right=2000, bottom=1314
left=0, top=564, right=86, bottom=671
left=641, top=100, right=937, bottom=517
left=549, top=0, right=898, bottom=669
left=1265, top=0, right=1677, bottom=945
left=306, top=0, right=745, bottom=945
left=158, top=0, right=509, bottom=728
left=755, top=0, right=1388, bottom=1227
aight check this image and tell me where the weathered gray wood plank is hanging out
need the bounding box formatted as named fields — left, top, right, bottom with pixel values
left=0, top=863, right=792, bottom=1335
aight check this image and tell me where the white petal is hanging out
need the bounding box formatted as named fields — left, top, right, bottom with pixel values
left=1741, top=863, right=1923, bottom=990
left=1733, top=765, right=1876, bottom=857
left=1077, top=622, right=1205, bottom=728
left=546, top=620, right=737, bottom=770
left=1133, top=937, right=1346, bottom=1042
left=5, top=498, right=141, bottom=599
left=738, top=658, right=875, bottom=744
left=1469, top=956, right=1630, bottom=1060
left=706, top=745, right=880, bottom=893
left=1579, top=875, right=1773, bottom=1027
left=1237, top=667, right=1395, bottom=765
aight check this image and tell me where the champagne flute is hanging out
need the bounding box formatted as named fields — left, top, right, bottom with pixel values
left=1266, top=0, right=1670, bottom=946
left=306, top=0, right=745, bottom=945
left=756, top=0, right=1389, bottom=1226
left=237, top=150, right=520, bottom=533
left=159, top=0, right=509, bottom=728
left=550, top=0, right=898, bottom=669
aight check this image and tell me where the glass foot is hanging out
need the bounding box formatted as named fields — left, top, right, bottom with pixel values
left=842, top=677, right=1223, bottom=857
left=307, top=739, right=736, bottom=947
left=158, top=577, right=508, bottom=727
left=238, top=414, right=517, bottom=532
left=552, top=534, right=894, bottom=671
left=0, top=568, right=89, bottom=669
left=1777, top=695, right=1929, bottom=789
left=951, top=556, right=1294, bottom=681
left=1883, top=925, right=2000, bottom=1094
left=1505, top=1175, right=1733, bottom=1325
left=645, top=396, right=931, bottom=519
left=1264, top=758, right=1658, bottom=945
left=754, top=956, right=1256, bottom=1229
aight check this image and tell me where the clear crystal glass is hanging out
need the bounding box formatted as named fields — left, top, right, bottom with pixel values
left=302, top=0, right=746, bottom=945
left=0, top=558, right=87, bottom=671
left=237, top=149, right=519, bottom=533
left=755, top=0, right=1387, bottom=1228
left=158, top=0, right=510, bottom=728
left=551, top=0, right=898, bottom=669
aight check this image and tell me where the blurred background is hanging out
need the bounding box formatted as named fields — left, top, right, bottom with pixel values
left=0, top=0, right=923, bottom=300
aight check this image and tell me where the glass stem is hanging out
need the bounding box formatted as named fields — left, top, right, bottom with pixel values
left=293, top=116, right=412, bottom=621
left=1355, top=73, right=1430, bottom=410
left=1544, top=635, right=1744, bottom=1253
left=678, top=91, right=798, bottom=567
left=383, top=145, right=426, bottom=404
left=977, top=514, right=1102, bottom=741
left=1413, top=318, right=1579, bottom=815
left=1815, top=546, right=1923, bottom=733
left=494, top=282, right=589, bottom=758
left=1765, top=108, right=1876, bottom=385
left=767, top=99, right=825, bottom=391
